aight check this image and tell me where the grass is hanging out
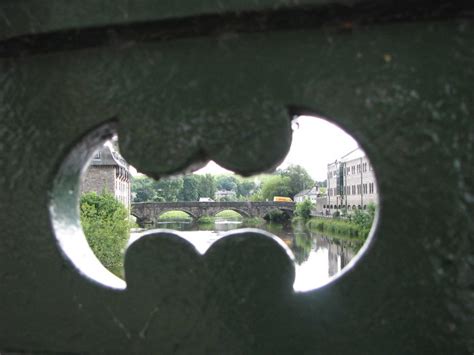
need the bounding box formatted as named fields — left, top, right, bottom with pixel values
left=215, top=210, right=244, bottom=219
left=306, top=217, right=369, bottom=252
left=158, top=211, right=193, bottom=220
left=307, top=217, right=368, bottom=239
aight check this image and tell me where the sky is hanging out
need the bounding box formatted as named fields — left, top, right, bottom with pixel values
left=195, top=115, right=359, bottom=181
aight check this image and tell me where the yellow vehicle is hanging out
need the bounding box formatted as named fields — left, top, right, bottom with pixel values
left=273, top=196, right=293, bottom=202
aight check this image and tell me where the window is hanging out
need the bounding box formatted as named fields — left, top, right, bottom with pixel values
left=92, top=152, right=101, bottom=160
left=363, top=184, right=368, bottom=194
left=352, top=185, right=356, bottom=194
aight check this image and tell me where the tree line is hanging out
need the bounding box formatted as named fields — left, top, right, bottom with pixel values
left=132, top=164, right=326, bottom=203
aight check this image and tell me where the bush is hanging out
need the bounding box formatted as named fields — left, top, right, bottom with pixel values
left=307, top=218, right=362, bottom=238
left=307, top=204, right=377, bottom=241
left=265, top=209, right=289, bottom=223
left=197, top=216, right=215, bottom=224
left=295, top=199, right=313, bottom=220
left=80, top=192, right=130, bottom=277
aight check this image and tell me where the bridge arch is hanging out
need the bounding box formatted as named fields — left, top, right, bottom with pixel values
left=157, top=209, right=198, bottom=220
left=213, top=208, right=251, bottom=218
left=130, top=211, right=152, bottom=227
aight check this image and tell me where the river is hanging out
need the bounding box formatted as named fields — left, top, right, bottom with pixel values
left=130, top=218, right=357, bottom=291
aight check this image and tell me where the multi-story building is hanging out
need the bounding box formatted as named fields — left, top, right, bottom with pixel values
left=320, top=148, right=378, bottom=215
left=80, top=142, right=131, bottom=211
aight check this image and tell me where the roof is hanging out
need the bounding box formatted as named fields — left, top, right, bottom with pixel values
left=340, top=147, right=365, bottom=163
left=90, top=143, right=129, bottom=171
left=295, top=187, right=318, bottom=197
left=294, top=189, right=310, bottom=197
left=327, top=147, right=367, bottom=168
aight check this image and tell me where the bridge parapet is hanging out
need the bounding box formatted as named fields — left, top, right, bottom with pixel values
left=131, top=201, right=295, bottom=225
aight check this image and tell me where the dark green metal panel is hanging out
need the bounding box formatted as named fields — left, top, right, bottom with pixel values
left=0, top=2, right=472, bottom=354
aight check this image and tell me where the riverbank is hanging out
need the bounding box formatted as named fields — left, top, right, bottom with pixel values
left=292, top=217, right=366, bottom=251
left=306, top=217, right=367, bottom=238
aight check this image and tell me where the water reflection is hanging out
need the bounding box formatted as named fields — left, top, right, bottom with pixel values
left=129, top=218, right=356, bottom=291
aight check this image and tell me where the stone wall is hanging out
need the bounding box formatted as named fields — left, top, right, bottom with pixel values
left=80, top=165, right=116, bottom=196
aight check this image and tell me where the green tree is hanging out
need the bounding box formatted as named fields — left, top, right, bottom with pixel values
left=216, top=175, right=238, bottom=191
left=316, top=180, right=327, bottom=188
left=132, top=175, right=156, bottom=202
left=295, top=199, right=314, bottom=219
left=236, top=177, right=256, bottom=198
left=155, top=176, right=183, bottom=202
left=280, top=165, right=315, bottom=198
left=260, top=175, right=291, bottom=201
left=80, top=192, right=130, bottom=276
left=179, top=175, right=200, bottom=201
left=197, top=174, right=216, bottom=199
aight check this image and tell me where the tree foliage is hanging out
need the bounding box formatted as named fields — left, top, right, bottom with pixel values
left=132, top=173, right=258, bottom=202
left=80, top=192, right=130, bottom=276
left=179, top=175, right=199, bottom=201
left=279, top=165, right=315, bottom=198
left=295, top=199, right=314, bottom=219
left=216, top=175, right=238, bottom=191
left=197, top=174, right=216, bottom=199
left=260, top=175, right=292, bottom=201
left=131, top=165, right=314, bottom=203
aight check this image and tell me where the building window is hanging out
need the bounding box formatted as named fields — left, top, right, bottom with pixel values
left=92, top=152, right=101, bottom=160
left=363, top=184, right=368, bottom=194
left=369, top=183, right=375, bottom=194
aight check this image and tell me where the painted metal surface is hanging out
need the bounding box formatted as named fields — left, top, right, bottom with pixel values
left=0, top=2, right=472, bottom=354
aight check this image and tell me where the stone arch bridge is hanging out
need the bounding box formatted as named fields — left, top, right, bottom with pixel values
left=131, top=201, right=295, bottom=226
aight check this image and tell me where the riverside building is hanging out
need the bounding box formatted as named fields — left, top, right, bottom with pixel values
left=323, top=148, right=378, bottom=215
left=80, top=142, right=132, bottom=211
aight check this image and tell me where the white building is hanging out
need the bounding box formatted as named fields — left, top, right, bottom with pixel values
left=294, top=186, right=320, bottom=203
left=324, top=148, right=378, bottom=214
